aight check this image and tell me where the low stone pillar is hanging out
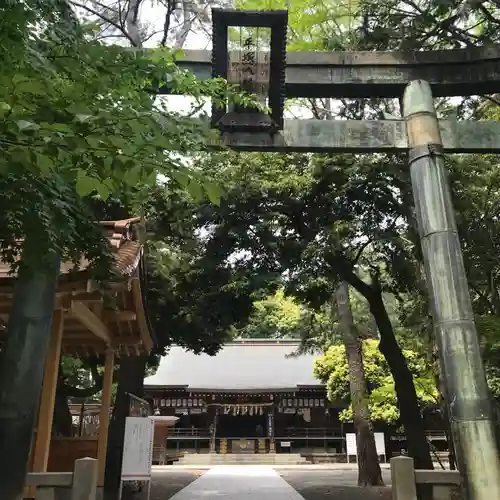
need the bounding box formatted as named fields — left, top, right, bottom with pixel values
left=390, top=456, right=417, bottom=500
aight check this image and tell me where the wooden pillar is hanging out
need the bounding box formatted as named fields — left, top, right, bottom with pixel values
left=97, top=349, right=115, bottom=487
left=32, top=309, right=64, bottom=472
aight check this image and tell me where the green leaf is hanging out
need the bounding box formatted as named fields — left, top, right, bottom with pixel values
left=187, top=179, right=204, bottom=202
left=16, top=80, right=45, bottom=95
left=109, top=135, right=128, bottom=149
left=16, top=120, right=40, bottom=131
left=75, top=114, right=93, bottom=123
left=125, top=165, right=142, bottom=186
left=0, top=102, right=11, bottom=118
left=36, top=154, right=55, bottom=174
left=49, top=123, right=74, bottom=134
left=171, top=170, right=191, bottom=189
left=86, top=136, right=102, bottom=149
left=95, top=181, right=110, bottom=200
left=151, top=136, right=172, bottom=149
left=75, top=172, right=97, bottom=197
left=204, top=181, right=223, bottom=205
left=103, top=157, right=113, bottom=169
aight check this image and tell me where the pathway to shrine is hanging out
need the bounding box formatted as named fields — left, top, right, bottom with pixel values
left=151, top=466, right=392, bottom=500
left=166, top=466, right=305, bottom=500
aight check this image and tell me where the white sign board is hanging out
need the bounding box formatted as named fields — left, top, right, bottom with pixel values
left=345, top=432, right=386, bottom=463
left=346, top=433, right=357, bottom=456
left=281, top=441, right=291, bottom=447
left=374, top=433, right=386, bottom=456
left=121, top=417, right=155, bottom=481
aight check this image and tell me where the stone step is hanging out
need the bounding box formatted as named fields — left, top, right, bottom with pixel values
left=176, top=453, right=310, bottom=466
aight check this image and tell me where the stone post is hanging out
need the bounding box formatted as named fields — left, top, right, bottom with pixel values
left=71, top=457, right=98, bottom=500
left=391, top=456, right=417, bottom=500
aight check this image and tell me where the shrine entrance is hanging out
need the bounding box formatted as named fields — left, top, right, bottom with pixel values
left=213, top=403, right=273, bottom=454
left=216, top=413, right=266, bottom=439
left=168, top=6, right=500, bottom=497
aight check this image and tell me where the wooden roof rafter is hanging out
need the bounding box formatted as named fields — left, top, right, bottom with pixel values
left=0, top=218, right=155, bottom=359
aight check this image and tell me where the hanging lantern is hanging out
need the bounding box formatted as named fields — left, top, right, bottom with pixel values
left=211, top=8, right=288, bottom=134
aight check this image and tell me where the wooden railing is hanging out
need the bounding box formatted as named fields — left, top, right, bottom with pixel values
left=168, top=427, right=211, bottom=438
left=391, top=456, right=461, bottom=500
left=280, top=427, right=341, bottom=438
left=26, top=457, right=97, bottom=500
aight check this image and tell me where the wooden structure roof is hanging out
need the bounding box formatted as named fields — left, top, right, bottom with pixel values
left=0, top=218, right=154, bottom=358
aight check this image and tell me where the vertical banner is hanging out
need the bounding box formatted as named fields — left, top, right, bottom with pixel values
left=267, top=411, right=274, bottom=438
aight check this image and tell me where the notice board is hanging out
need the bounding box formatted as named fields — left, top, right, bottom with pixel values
left=121, top=417, right=155, bottom=480
left=345, top=432, right=386, bottom=460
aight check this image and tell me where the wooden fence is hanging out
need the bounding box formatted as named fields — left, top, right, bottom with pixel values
left=391, top=456, right=461, bottom=500
left=26, top=457, right=97, bottom=500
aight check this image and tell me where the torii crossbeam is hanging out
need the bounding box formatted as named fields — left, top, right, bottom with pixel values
left=216, top=119, right=500, bottom=153
left=166, top=45, right=500, bottom=98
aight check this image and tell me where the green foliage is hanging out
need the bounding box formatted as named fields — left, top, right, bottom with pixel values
left=0, top=1, right=255, bottom=274
left=234, top=0, right=360, bottom=51
left=234, top=289, right=302, bottom=338
left=476, top=315, right=500, bottom=402
left=314, top=340, right=438, bottom=424
left=232, top=289, right=333, bottom=342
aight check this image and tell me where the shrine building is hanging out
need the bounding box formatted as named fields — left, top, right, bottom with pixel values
left=143, top=339, right=351, bottom=457
left=144, top=338, right=449, bottom=463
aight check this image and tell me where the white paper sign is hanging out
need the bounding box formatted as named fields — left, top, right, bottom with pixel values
left=121, top=417, right=155, bottom=480
left=345, top=432, right=386, bottom=458
left=374, top=432, right=386, bottom=456
left=346, top=433, right=357, bottom=455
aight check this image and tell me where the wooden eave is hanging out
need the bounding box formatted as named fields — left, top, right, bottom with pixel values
left=0, top=218, right=154, bottom=358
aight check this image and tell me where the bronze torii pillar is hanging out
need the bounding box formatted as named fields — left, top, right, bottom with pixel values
left=404, top=79, right=500, bottom=500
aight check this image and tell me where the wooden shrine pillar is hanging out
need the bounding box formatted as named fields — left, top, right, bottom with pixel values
left=31, top=309, right=64, bottom=472
left=97, top=349, right=115, bottom=487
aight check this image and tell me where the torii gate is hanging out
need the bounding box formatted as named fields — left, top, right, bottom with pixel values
left=171, top=8, right=500, bottom=500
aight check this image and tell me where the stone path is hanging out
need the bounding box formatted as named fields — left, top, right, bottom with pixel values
left=167, top=465, right=306, bottom=500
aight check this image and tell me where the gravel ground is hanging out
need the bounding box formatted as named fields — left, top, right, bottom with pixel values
left=278, top=469, right=393, bottom=500
left=150, top=469, right=206, bottom=500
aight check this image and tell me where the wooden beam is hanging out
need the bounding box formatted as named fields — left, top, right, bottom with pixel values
left=70, top=301, right=112, bottom=345
left=28, top=310, right=64, bottom=497
left=103, top=310, right=137, bottom=322
left=213, top=119, right=500, bottom=153
left=165, top=45, right=500, bottom=98
left=97, top=350, right=114, bottom=486
left=131, top=278, right=153, bottom=351
left=63, top=335, right=140, bottom=349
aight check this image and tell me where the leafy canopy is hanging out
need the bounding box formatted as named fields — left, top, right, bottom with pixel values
left=0, top=1, right=255, bottom=273
left=314, top=340, right=438, bottom=424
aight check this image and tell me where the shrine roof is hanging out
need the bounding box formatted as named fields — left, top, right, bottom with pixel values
left=144, top=339, right=323, bottom=391
left=0, top=218, right=155, bottom=357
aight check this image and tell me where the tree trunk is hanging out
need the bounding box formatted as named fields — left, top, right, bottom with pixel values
left=0, top=244, right=59, bottom=500
left=52, top=380, right=73, bottom=437
left=341, top=267, right=433, bottom=471
left=367, top=287, right=433, bottom=469
left=104, top=355, right=148, bottom=500
left=335, top=282, right=383, bottom=486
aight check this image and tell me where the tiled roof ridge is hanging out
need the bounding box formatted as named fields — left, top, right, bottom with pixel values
left=0, top=218, right=145, bottom=281
left=170, top=338, right=302, bottom=348
left=99, top=218, right=144, bottom=251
